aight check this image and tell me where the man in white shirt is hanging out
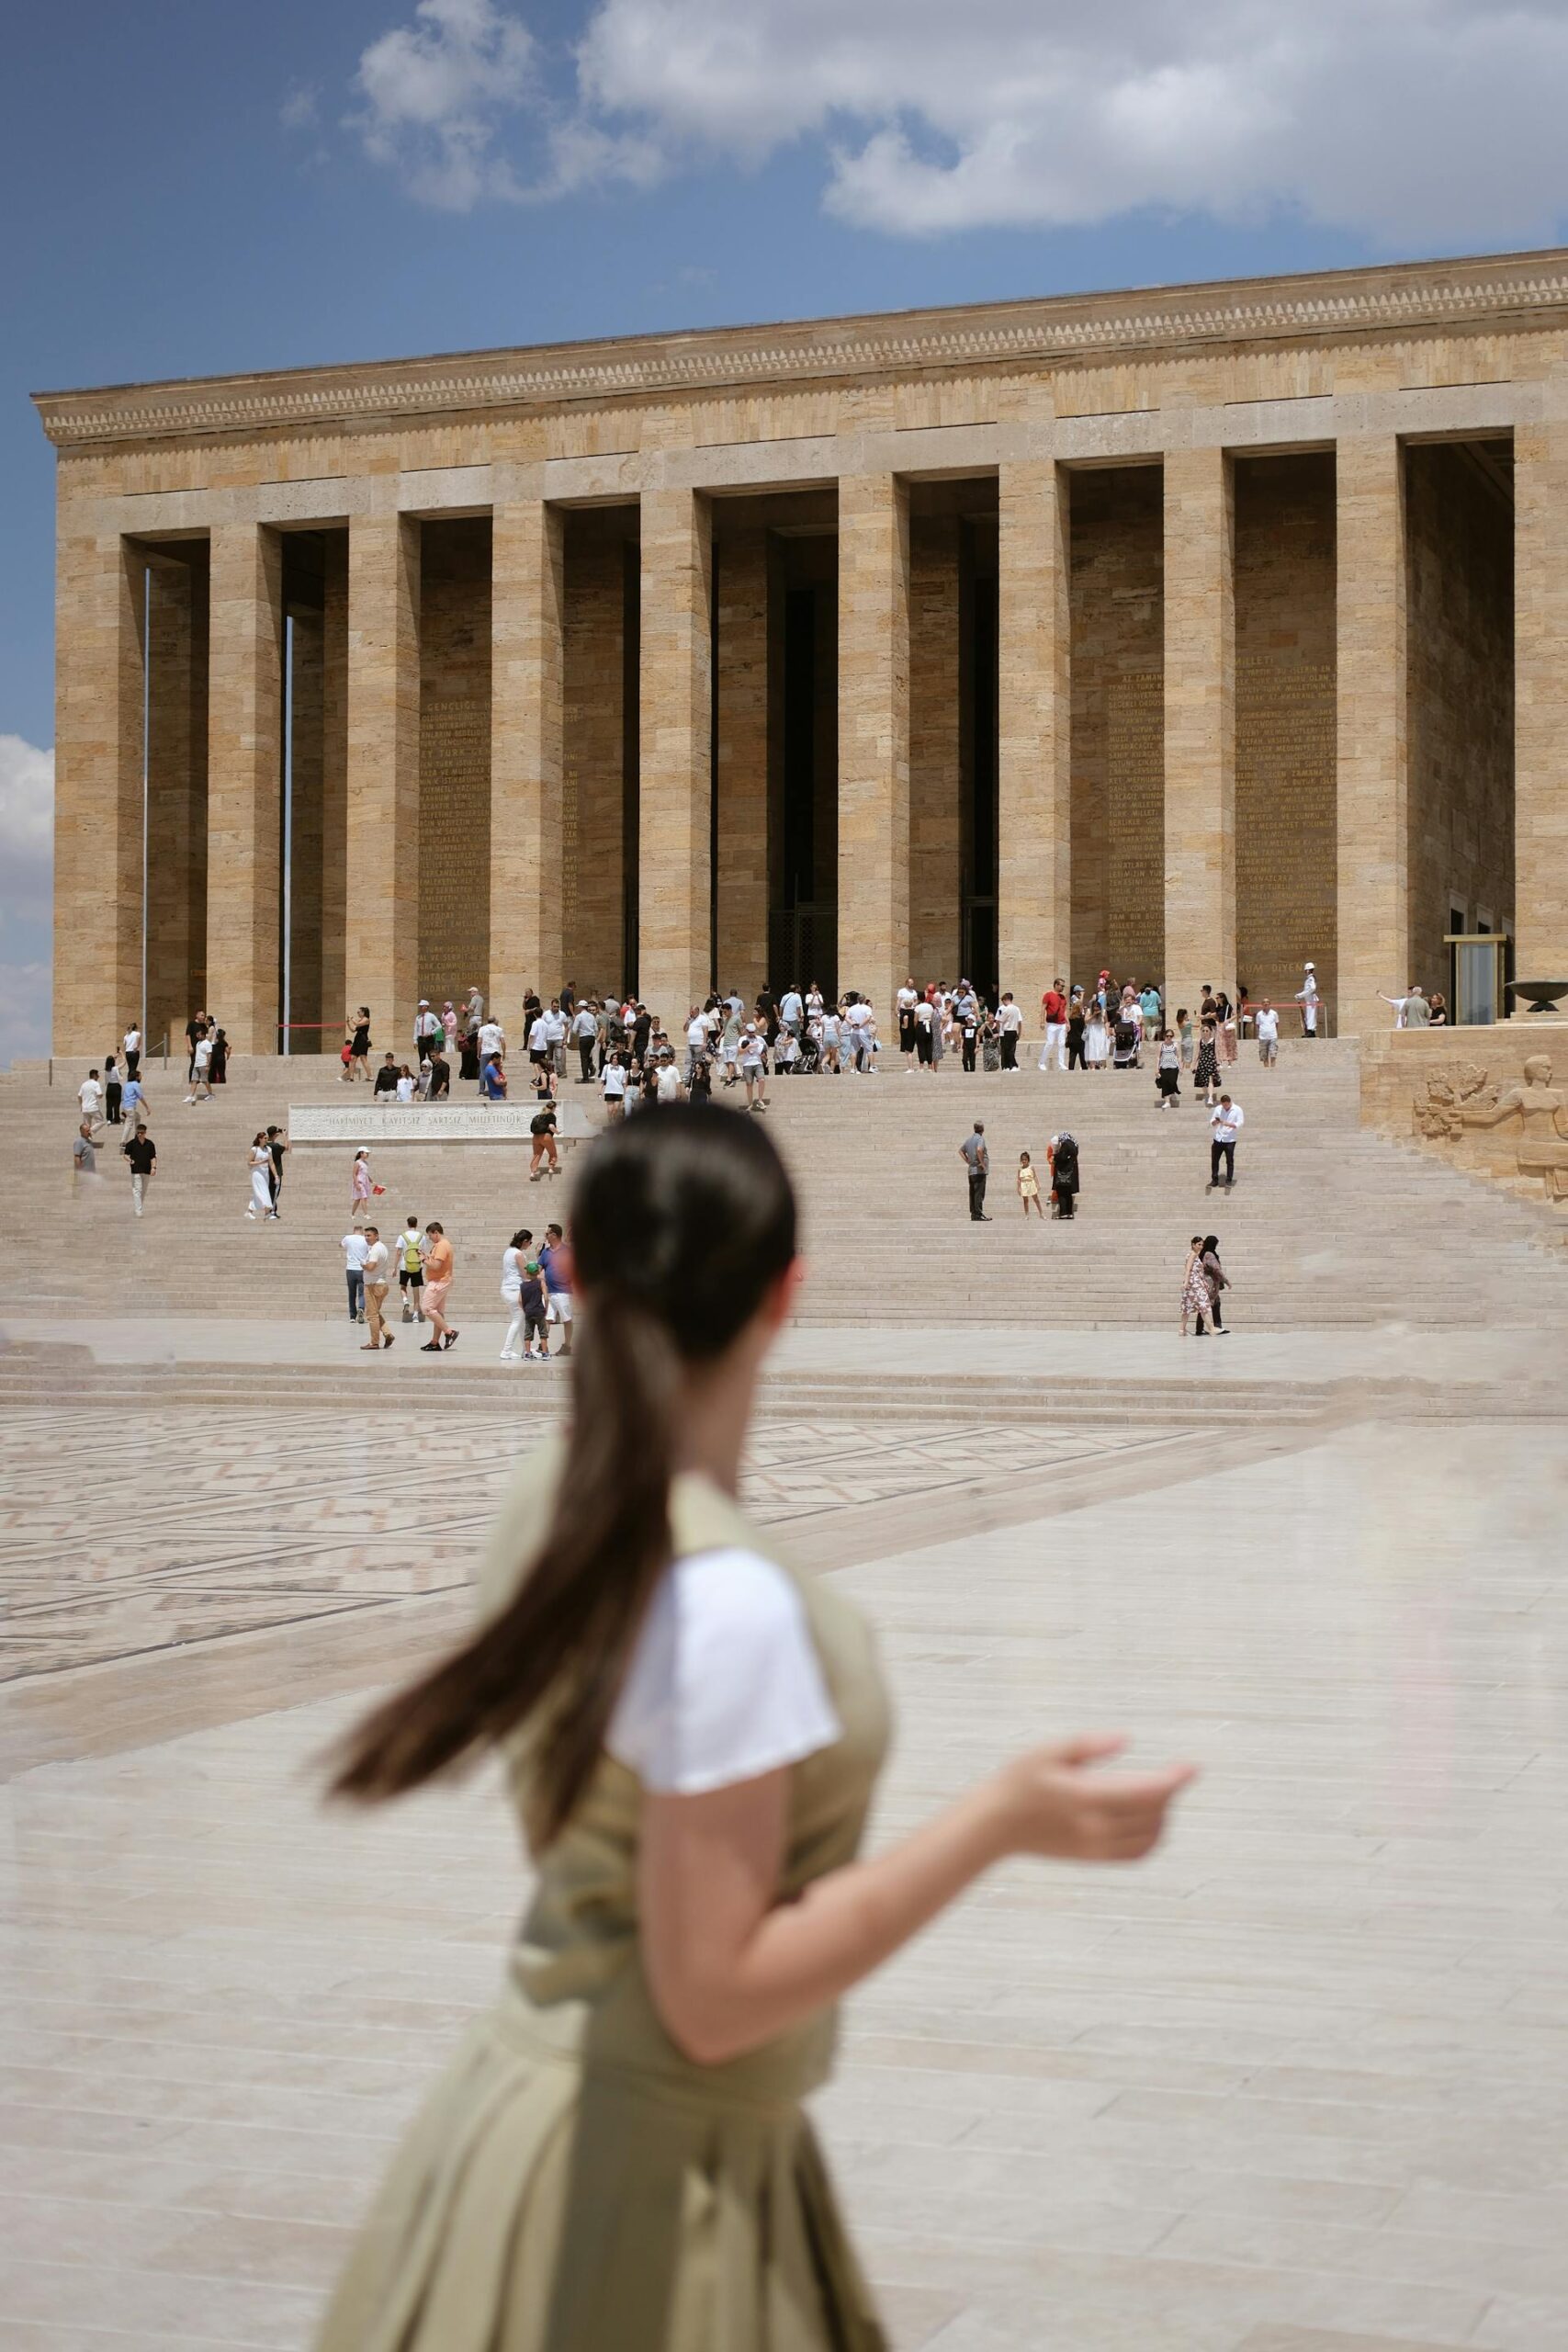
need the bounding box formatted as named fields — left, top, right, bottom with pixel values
left=1208, top=1095, right=1245, bottom=1190
left=779, top=987, right=804, bottom=1038
left=1296, top=964, right=1319, bottom=1038
left=341, top=1228, right=370, bottom=1325
left=360, top=1227, right=392, bottom=1350
left=479, top=1017, right=503, bottom=1069
left=996, top=992, right=1023, bottom=1071
left=527, top=1010, right=551, bottom=1070
left=122, top=1024, right=142, bottom=1080
left=1255, top=1002, right=1280, bottom=1068
left=77, top=1069, right=103, bottom=1131
left=543, top=1000, right=570, bottom=1077
left=186, top=1031, right=213, bottom=1101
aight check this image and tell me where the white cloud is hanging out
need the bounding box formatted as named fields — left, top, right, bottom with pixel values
left=0, top=735, right=53, bottom=861
left=280, top=83, right=321, bottom=133
left=353, top=0, right=538, bottom=209
left=345, top=0, right=1568, bottom=247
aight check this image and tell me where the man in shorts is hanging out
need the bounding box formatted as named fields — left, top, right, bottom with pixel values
left=420, top=1222, right=457, bottom=1351
left=539, top=1222, right=573, bottom=1360
left=1255, top=1001, right=1280, bottom=1068
left=398, top=1217, right=426, bottom=1322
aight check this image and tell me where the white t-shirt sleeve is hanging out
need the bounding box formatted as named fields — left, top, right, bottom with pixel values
left=608, top=1547, right=842, bottom=1795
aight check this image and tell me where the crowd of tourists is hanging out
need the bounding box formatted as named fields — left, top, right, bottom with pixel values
left=337, top=1205, right=577, bottom=1366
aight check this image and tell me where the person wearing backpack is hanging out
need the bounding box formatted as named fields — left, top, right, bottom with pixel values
left=1048, top=1131, right=1079, bottom=1220
left=398, top=1218, right=426, bottom=1324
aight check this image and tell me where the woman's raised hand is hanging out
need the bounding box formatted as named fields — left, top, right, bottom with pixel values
left=989, top=1734, right=1196, bottom=1863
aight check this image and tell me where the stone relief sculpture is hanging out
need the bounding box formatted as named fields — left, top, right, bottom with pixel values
left=1455, top=1054, right=1568, bottom=1203
left=1412, top=1065, right=1495, bottom=1140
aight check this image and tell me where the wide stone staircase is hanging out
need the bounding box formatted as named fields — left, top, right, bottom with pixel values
left=4, top=1035, right=1565, bottom=1334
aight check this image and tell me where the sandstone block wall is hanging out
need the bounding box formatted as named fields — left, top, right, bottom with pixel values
left=1406, top=444, right=1514, bottom=988
left=145, top=543, right=208, bottom=1047
left=563, top=509, right=631, bottom=1000
left=419, top=517, right=491, bottom=1015
left=1070, top=467, right=1164, bottom=990
left=1235, top=454, right=1337, bottom=1023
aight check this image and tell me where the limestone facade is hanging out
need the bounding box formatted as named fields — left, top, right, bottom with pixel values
left=34, top=246, right=1568, bottom=1051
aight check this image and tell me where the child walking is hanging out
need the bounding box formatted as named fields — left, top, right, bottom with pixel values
left=1018, top=1151, right=1044, bottom=1219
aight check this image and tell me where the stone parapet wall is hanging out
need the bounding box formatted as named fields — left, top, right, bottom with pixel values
left=1359, top=1022, right=1568, bottom=1218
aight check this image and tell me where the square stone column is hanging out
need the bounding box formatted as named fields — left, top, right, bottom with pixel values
left=638, top=488, right=713, bottom=1022
left=345, top=513, right=421, bottom=1045
left=1337, top=436, right=1408, bottom=1036
left=998, top=461, right=1070, bottom=1026
left=52, top=528, right=145, bottom=1054
left=491, top=499, right=564, bottom=1015
left=838, top=472, right=910, bottom=1018
left=716, top=521, right=771, bottom=1002
left=206, top=522, right=284, bottom=1055
left=1515, top=421, right=1568, bottom=983
left=1164, top=447, right=1235, bottom=1016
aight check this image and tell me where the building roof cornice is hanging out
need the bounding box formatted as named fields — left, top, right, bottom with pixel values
left=32, top=246, right=1568, bottom=451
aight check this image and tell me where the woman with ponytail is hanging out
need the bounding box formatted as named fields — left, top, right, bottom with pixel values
left=318, top=1103, right=1194, bottom=2352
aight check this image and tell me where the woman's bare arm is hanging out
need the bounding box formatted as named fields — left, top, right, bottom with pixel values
left=639, top=1736, right=1195, bottom=2066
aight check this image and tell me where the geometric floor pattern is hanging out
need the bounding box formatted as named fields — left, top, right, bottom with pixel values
left=0, top=1407, right=1163, bottom=1680
left=6, top=1408, right=1568, bottom=2347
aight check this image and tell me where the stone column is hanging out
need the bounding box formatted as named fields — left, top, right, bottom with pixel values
left=1515, top=421, right=1568, bottom=982
left=1337, top=436, right=1408, bottom=1035
left=716, top=520, right=770, bottom=1001
left=838, top=472, right=910, bottom=1017
left=1163, top=447, right=1235, bottom=1016
left=491, top=498, right=564, bottom=1016
left=638, top=487, right=713, bottom=1021
left=998, top=461, right=1070, bottom=1026
left=345, top=513, right=421, bottom=1043
left=206, top=521, right=284, bottom=1055
left=52, top=528, right=145, bottom=1054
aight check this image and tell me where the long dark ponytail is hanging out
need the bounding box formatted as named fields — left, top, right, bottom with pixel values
left=330, top=1102, right=797, bottom=1840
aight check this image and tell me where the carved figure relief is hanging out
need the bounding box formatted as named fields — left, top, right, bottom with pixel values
left=1450, top=1054, right=1568, bottom=1203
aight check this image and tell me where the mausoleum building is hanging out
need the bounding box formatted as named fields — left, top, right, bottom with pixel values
left=34, top=247, right=1568, bottom=1054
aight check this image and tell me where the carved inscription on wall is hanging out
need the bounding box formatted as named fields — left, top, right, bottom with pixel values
left=420, top=695, right=490, bottom=995
left=1107, top=670, right=1164, bottom=978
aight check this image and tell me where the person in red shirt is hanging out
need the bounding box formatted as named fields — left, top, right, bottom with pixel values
left=1038, top=978, right=1069, bottom=1072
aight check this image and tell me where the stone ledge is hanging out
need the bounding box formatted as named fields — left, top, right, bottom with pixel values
left=32, top=247, right=1568, bottom=449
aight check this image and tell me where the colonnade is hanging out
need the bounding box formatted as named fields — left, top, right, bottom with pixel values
left=51, top=432, right=1568, bottom=1055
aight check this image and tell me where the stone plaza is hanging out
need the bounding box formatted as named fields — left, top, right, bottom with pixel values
left=9, top=247, right=1568, bottom=2351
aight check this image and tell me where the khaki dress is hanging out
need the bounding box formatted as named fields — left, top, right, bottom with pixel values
left=316, top=1442, right=893, bottom=2352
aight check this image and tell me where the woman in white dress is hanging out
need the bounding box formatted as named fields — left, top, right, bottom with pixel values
left=1085, top=1004, right=1111, bottom=1070
left=499, top=1227, right=530, bottom=1361
left=245, top=1134, right=274, bottom=1220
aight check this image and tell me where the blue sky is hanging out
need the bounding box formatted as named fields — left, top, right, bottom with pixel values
left=7, top=0, right=1568, bottom=1045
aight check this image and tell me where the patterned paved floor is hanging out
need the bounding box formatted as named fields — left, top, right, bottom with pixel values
left=0, top=1407, right=1164, bottom=1681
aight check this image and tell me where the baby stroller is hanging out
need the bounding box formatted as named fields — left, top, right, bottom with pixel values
left=795, top=1031, right=822, bottom=1075
left=1112, top=1017, right=1140, bottom=1070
